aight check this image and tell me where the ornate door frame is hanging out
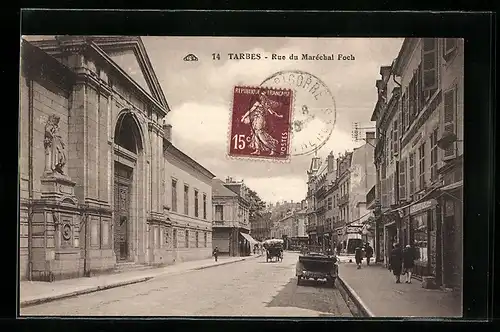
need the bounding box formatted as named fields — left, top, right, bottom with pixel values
left=114, top=162, right=133, bottom=262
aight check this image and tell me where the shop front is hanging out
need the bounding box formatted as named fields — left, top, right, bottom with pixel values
left=346, top=225, right=363, bottom=254
left=409, top=199, right=438, bottom=278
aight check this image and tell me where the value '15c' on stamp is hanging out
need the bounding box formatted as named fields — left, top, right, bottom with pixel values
left=228, top=86, right=293, bottom=161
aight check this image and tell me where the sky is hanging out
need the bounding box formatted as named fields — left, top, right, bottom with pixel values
left=141, top=37, right=403, bottom=204
left=23, top=35, right=403, bottom=204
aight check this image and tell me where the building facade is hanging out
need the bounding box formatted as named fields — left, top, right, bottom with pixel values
left=19, top=37, right=215, bottom=281
left=212, top=178, right=254, bottom=256
left=250, top=211, right=271, bottom=242
left=372, top=38, right=463, bottom=290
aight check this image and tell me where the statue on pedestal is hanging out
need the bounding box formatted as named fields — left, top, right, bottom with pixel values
left=44, top=114, right=67, bottom=175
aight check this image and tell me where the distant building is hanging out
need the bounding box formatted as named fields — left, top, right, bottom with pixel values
left=211, top=177, right=258, bottom=256
left=250, top=211, right=272, bottom=241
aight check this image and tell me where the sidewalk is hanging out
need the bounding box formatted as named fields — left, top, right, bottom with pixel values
left=338, top=261, right=462, bottom=317
left=20, top=254, right=262, bottom=308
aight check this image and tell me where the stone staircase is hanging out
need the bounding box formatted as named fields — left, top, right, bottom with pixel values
left=113, top=261, right=157, bottom=274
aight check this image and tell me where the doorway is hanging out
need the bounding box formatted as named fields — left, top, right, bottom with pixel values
left=114, top=163, right=133, bottom=262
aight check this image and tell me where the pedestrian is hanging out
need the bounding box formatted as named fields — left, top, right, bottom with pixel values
left=402, top=244, right=416, bottom=283
left=389, top=243, right=403, bottom=283
left=213, top=246, right=219, bottom=262
left=336, top=242, right=342, bottom=256
left=365, top=243, right=373, bottom=266
left=354, top=246, right=363, bottom=269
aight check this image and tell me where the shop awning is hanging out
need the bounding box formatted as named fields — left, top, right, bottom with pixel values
left=240, top=232, right=260, bottom=245
left=441, top=180, right=463, bottom=191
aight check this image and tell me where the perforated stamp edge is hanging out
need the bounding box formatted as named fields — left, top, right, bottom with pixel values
left=225, top=85, right=296, bottom=164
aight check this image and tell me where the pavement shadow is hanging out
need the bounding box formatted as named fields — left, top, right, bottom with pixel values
left=266, top=277, right=351, bottom=316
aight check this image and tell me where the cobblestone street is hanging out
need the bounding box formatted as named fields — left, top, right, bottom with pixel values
left=21, top=252, right=352, bottom=317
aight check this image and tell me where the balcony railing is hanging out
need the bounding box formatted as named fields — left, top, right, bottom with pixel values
left=338, top=194, right=349, bottom=206
left=315, top=205, right=326, bottom=214
left=366, top=185, right=376, bottom=208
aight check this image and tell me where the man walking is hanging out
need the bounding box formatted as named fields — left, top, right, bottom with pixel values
left=389, top=243, right=403, bottom=283
left=213, top=246, right=219, bottom=262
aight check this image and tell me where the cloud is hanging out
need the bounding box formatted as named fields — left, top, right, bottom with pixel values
left=241, top=176, right=308, bottom=203
left=143, top=37, right=403, bottom=202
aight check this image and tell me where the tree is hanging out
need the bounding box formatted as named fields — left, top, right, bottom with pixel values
left=247, top=188, right=266, bottom=220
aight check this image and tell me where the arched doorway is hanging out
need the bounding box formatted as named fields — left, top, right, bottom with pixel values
left=113, top=112, right=143, bottom=262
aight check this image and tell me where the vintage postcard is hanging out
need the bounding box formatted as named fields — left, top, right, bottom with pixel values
left=19, top=36, right=463, bottom=318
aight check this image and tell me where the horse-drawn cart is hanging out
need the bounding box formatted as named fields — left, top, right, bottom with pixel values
left=263, top=239, right=284, bottom=262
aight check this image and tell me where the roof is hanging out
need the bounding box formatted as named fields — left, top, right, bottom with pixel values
left=164, top=140, right=215, bottom=179
left=212, top=179, right=239, bottom=197
left=27, top=35, right=170, bottom=116
left=20, top=40, right=76, bottom=91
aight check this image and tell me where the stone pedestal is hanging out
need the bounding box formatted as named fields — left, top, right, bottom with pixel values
left=31, top=173, right=82, bottom=281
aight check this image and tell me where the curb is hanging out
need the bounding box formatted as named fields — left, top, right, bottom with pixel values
left=336, top=275, right=374, bottom=318
left=20, top=276, right=153, bottom=308
left=192, top=254, right=263, bottom=271
left=21, top=255, right=263, bottom=308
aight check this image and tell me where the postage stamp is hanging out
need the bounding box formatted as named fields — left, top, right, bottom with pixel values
left=228, top=86, right=293, bottom=161
left=260, top=70, right=336, bottom=156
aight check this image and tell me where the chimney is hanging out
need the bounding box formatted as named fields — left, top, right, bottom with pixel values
left=163, top=123, right=172, bottom=142
left=327, top=152, right=335, bottom=173
left=380, top=66, right=392, bottom=81
left=365, top=131, right=376, bottom=147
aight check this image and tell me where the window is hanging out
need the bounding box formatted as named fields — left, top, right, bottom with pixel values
left=416, top=63, right=423, bottom=112
left=173, top=229, right=177, bottom=248
left=430, top=129, right=439, bottom=182
left=392, top=118, right=399, bottom=157
left=412, top=214, right=428, bottom=262
left=418, top=143, right=426, bottom=190
left=164, top=228, right=169, bottom=245
left=402, top=90, right=409, bottom=130
left=203, top=193, right=207, bottom=219
left=215, top=205, right=224, bottom=221
left=422, top=38, right=438, bottom=95
left=185, top=230, right=189, bottom=248
left=327, top=197, right=332, bottom=210
left=443, top=38, right=457, bottom=61
left=399, top=158, right=407, bottom=201
left=171, top=179, right=177, bottom=212
left=196, top=231, right=199, bottom=248
left=409, top=152, right=416, bottom=195
left=194, top=189, right=199, bottom=218
left=408, top=75, right=416, bottom=125
left=204, top=232, right=207, bottom=247
left=184, top=184, right=189, bottom=215
left=443, top=87, right=457, bottom=159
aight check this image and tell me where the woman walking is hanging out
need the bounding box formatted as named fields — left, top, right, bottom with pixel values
left=402, top=244, right=416, bottom=283
left=389, top=243, right=403, bottom=283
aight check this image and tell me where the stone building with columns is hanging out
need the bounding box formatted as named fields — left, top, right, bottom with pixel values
left=19, top=36, right=214, bottom=281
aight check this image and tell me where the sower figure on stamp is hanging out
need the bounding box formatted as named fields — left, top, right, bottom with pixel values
left=240, top=90, right=283, bottom=156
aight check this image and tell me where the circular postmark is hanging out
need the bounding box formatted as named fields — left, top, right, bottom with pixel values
left=260, top=70, right=336, bottom=156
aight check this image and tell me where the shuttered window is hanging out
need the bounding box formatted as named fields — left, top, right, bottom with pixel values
left=409, top=75, right=416, bottom=126
left=443, top=38, right=457, bottom=61
left=399, top=158, right=407, bottom=200
left=393, top=118, right=399, bottom=157
left=430, top=129, right=439, bottom=182
left=417, top=63, right=424, bottom=112
left=443, top=87, right=457, bottom=159
left=409, top=152, right=416, bottom=195
left=422, top=38, right=438, bottom=95
left=418, top=143, right=426, bottom=190
left=402, top=90, right=409, bottom=131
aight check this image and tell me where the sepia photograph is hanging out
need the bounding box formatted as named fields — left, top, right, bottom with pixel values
left=18, top=34, right=464, bottom=318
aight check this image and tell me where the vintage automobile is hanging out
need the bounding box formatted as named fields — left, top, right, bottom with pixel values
left=296, top=246, right=338, bottom=287
left=263, top=239, right=284, bottom=262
